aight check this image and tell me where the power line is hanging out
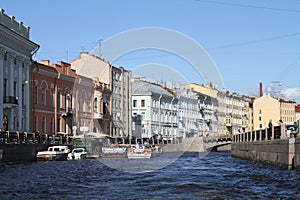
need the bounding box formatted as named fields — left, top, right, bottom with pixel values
left=114, top=32, right=300, bottom=62
left=196, top=0, right=300, bottom=13
left=207, top=32, right=300, bottom=50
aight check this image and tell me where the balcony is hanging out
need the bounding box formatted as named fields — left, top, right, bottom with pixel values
left=94, top=112, right=103, bottom=119
left=242, top=124, right=247, bottom=128
left=3, top=96, right=18, bottom=105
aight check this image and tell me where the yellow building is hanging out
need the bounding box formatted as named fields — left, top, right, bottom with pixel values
left=253, top=93, right=296, bottom=130
left=218, top=91, right=246, bottom=136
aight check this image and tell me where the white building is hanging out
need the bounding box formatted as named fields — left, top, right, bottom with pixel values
left=181, top=83, right=218, bottom=137
left=132, top=79, right=177, bottom=143
left=0, top=9, right=39, bottom=132
left=176, top=88, right=202, bottom=138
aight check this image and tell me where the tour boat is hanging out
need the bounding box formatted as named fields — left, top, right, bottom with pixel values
left=67, top=148, right=88, bottom=160
left=127, top=145, right=152, bottom=159
left=36, top=146, right=70, bottom=161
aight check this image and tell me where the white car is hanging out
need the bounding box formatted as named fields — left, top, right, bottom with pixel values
left=68, top=148, right=88, bottom=160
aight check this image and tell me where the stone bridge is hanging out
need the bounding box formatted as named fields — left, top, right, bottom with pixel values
left=203, top=136, right=232, bottom=151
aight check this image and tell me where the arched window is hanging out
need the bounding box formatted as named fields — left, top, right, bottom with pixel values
left=94, top=97, right=98, bottom=112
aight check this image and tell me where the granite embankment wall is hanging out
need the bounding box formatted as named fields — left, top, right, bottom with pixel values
left=232, top=138, right=296, bottom=170
left=0, top=144, right=49, bottom=163
left=294, top=138, right=300, bottom=170
left=162, top=137, right=206, bottom=153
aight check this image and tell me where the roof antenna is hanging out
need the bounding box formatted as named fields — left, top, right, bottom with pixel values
left=66, top=50, right=68, bottom=62
left=81, top=44, right=85, bottom=52
left=98, top=39, right=103, bottom=58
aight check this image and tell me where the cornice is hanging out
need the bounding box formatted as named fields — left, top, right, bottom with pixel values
left=0, top=23, right=39, bottom=53
left=38, top=68, right=58, bottom=78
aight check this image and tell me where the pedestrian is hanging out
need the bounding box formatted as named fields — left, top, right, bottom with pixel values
left=268, top=119, right=273, bottom=128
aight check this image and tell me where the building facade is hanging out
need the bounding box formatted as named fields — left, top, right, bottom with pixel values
left=70, top=52, right=131, bottom=139
left=252, top=93, right=296, bottom=130
left=182, top=83, right=218, bottom=137
left=30, top=61, right=58, bottom=134
left=0, top=9, right=39, bottom=132
left=31, top=60, right=95, bottom=136
left=132, top=79, right=178, bottom=143
left=93, top=80, right=111, bottom=135
left=176, top=88, right=201, bottom=138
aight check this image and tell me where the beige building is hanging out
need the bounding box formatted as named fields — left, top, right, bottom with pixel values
left=253, top=93, right=296, bottom=130
left=70, top=52, right=132, bottom=140
left=217, top=90, right=247, bottom=136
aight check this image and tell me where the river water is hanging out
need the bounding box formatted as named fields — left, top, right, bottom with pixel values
left=0, top=151, right=299, bottom=199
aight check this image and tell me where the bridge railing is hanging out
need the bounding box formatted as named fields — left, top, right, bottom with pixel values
left=233, top=124, right=287, bottom=143
left=0, top=131, right=72, bottom=145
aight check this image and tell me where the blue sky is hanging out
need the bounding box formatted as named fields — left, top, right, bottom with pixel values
left=2, top=0, right=300, bottom=101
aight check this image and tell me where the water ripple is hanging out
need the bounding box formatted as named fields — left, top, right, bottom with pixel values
left=0, top=152, right=299, bottom=199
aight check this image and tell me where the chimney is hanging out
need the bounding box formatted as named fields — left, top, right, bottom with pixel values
left=259, top=82, right=263, bottom=97
left=41, top=60, right=50, bottom=66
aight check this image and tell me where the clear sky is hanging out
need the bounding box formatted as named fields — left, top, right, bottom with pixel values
left=2, top=0, right=300, bottom=101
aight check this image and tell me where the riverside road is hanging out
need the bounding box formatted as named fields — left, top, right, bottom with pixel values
left=0, top=152, right=299, bottom=199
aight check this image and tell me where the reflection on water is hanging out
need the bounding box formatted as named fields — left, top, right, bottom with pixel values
left=0, top=152, right=299, bottom=199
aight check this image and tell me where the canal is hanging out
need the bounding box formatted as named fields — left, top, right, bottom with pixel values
left=0, top=151, right=299, bottom=199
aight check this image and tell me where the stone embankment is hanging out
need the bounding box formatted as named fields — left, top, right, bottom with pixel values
left=162, top=137, right=206, bottom=153
left=0, top=143, right=49, bottom=163
left=232, top=125, right=300, bottom=170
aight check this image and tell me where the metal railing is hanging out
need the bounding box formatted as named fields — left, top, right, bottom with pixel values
left=233, top=124, right=297, bottom=143
left=3, top=96, right=18, bottom=104
left=0, top=131, right=72, bottom=145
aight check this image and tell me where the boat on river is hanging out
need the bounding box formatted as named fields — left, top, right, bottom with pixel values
left=67, top=148, right=87, bottom=160
left=127, top=144, right=151, bottom=159
left=36, top=146, right=70, bottom=161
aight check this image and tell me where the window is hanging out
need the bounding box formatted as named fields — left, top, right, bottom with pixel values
left=65, top=93, right=68, bottom=108
left=42, top=88, right=46, bottom=106
left=70, top=94, right=73, bottom=109
left=65, top=119, right=68, bottom=134
left=141, top=100, right=145, bottom=107
left=34, top=116, right=38, bottom=132
left=50, top=118, right=54, bottom=133
left=82, top=98, right=85, bottom=112
left=259, top=116, right=261, bottom=121
left=4, top=79, right=7, bottom=97
left=57, top=91, right=61, bottom=108
left=22, top=84, right=24, bottom=105
left=34, top=87, right=38, bottom=104
left=133, top=100, right=137, bottom=107
left=259, top=124, right=262, bottom=129
left=50, top=90, right=54, bottom=107
left=88, top=101, right=91, bottom=112
left=57, top=118, right=61, bottom=132
left=103, top=97, right=107, bottom=115
left=42, top=117, right=46, bottom=133
left=13, top=81, right=17, bottom=97
left=94, top=98, right=98, bottom=112
left=259, top=109, right=262, bottom=114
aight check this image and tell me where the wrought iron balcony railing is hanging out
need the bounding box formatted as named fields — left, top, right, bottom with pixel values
left=3, top=96, right=18, bottom=105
